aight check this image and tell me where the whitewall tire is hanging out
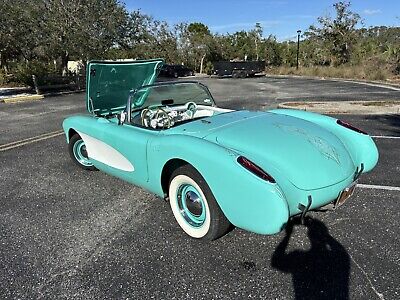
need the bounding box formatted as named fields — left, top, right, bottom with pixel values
left=168, top=164, right=231, bottom=240
left=169, top=175, right=211, bottom=238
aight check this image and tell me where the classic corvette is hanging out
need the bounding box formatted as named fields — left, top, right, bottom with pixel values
left=63, top=59, right=378, bottom=240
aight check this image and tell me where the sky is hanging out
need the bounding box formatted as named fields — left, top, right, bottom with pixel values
left=124, top=0, right=400, bottom=41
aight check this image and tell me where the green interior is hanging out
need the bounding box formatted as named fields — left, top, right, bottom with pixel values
left=86, top=59, right=164, bottom=114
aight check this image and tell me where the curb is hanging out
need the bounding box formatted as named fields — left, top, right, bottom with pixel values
left=1, top=94, right=44, bottom=103
left=0, top=89, right=84, bottom=103
left=194, top=73, right=211, bottom=78
left=43, top=89, right=85, bottom=97
left=278, top=101, right=400, bottom=115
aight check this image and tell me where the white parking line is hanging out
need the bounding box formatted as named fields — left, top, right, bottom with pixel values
left=0, top=130, right=64, bottom=152
left=358, top=184, right=400, bottom=192
left=342, top=80, right=400, bottom=91
left=309, top=76, right=400, bottom=91
left=267, top=74, right=400, bottom=91
left=372, top=135, right=400, bottom=139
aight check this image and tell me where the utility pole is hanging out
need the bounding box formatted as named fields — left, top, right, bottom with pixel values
left=296, top=30, right=301, bottom=70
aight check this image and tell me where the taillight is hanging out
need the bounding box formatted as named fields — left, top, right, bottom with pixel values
left=237, top=156, right=276, bottom=183
left=337, top=119, right=367, bottom=135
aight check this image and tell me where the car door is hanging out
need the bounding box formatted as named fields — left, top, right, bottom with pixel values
left=98, top=119, right=160, bottom=187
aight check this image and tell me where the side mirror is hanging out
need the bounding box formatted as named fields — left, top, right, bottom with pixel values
left=118, top=111, right=127, bottom=125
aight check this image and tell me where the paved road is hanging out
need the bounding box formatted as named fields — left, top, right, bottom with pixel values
left=1, top=76, right=399, bottom=145
left=0, top=95, right=84, bottom=145
left=202, top=76, right=400, bottom=110
left=1, top=76, right=399, bottom=299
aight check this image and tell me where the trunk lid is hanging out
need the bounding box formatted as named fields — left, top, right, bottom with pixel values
left=204, top=112, right=355, bottom=190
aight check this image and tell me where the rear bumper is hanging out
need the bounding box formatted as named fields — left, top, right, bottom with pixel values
left=281, top=171, right=357, bottom=217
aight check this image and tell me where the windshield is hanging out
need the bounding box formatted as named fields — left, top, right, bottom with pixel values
left=131, top=82, right=215, bottom=110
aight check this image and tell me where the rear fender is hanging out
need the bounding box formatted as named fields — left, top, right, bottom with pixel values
left=147, top=134, right=290, bottom=235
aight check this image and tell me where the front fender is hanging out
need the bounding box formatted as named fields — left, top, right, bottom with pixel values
left=148, top=134, right=290, bottom=235
left=62, top=115, right=98, bottom=143
left=269, top=109, right=379, bottom=173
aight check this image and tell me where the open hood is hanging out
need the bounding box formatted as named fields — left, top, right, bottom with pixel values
left=86, top=59, right=164, bottom=113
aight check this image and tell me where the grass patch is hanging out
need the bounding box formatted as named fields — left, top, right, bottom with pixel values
left=361, top=101, right=398, bottom=106
left=284, top=102, right=316, bottom=107
left=268, top=65, right=393, bottom=82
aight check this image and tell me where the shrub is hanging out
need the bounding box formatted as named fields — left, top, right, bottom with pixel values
left=0, top=69, right=20, bottom=87
left=0, top=70, right=6, bottom=86
left=13, top=61, right=55, bottom=87
left=268, top=64, right=390, bottom=81
left=204, top=61, right=214, bottom=75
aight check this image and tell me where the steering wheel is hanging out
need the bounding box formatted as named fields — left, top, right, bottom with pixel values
left=141, top=106, right=173, bottom=129
left=185, top=102, right=197, bottom=119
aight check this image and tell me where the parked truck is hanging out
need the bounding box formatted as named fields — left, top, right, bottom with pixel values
left=213, top=60, right=265, bottom=78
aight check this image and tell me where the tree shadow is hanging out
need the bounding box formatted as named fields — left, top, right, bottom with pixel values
left=364, top=114, right=400, bottom=135
left=271, top=217, right=350, bottom=300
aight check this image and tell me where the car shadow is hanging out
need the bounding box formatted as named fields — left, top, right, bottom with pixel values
left=271, top=217, right=350, bottom=300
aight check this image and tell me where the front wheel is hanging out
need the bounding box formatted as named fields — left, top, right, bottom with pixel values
left=168, top=164, right=231, bottom=240
left=68, top=134, right=97, bottom=171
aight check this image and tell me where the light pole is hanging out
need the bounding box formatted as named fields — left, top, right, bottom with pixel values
left=296, top=30, right=301, bottom=70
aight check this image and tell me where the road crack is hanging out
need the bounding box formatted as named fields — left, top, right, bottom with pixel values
left=349, top=252, right=385, bottom=300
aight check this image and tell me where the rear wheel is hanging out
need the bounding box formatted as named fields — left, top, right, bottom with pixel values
left=68, top=134, right=97, bottom=171
left=168, top=164, right=231, bottom=240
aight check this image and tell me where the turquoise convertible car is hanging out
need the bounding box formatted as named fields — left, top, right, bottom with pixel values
left=63, top=59, right=378, bottom=240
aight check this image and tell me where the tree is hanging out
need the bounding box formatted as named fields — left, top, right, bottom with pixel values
left=2, top=0, right=400, bottom=83
left=306, top=1, right=361, bottom=65
left=186, top=23, right=214, bottom=73
left=263, top=35, right=283, bottom=66
left=251, top=23, right=263, bottom=60
left=0, top=1, right=42, bottom=72
left=40, top=0, right=128, bottom=74
left=173, top=22, right=191, bottom=65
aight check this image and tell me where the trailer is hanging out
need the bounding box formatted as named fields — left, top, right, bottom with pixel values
left=213, top=61, right=265, bottom=78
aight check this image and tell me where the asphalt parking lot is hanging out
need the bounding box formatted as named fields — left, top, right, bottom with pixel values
left=0, top=76, right=399, bottom=299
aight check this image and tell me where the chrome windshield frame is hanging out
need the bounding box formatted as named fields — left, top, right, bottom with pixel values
left=126, top=81, right=216, bottom=121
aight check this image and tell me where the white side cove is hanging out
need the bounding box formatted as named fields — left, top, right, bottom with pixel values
left=77, top=131, right=134, bottom=172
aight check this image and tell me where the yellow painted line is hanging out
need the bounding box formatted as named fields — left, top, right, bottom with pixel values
left=0, top=130, right=64, bottom=151
left=2, top=94, right=44, bottom=103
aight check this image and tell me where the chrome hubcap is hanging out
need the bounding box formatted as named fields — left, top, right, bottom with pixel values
left=73, top=139, right=93, bottom=167
left=176, top=184, right=206, bottom=227
left=185, top=191, right=202, bottom=216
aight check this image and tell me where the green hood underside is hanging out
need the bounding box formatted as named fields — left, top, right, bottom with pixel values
left=86, top=59, right=164, bottom=114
